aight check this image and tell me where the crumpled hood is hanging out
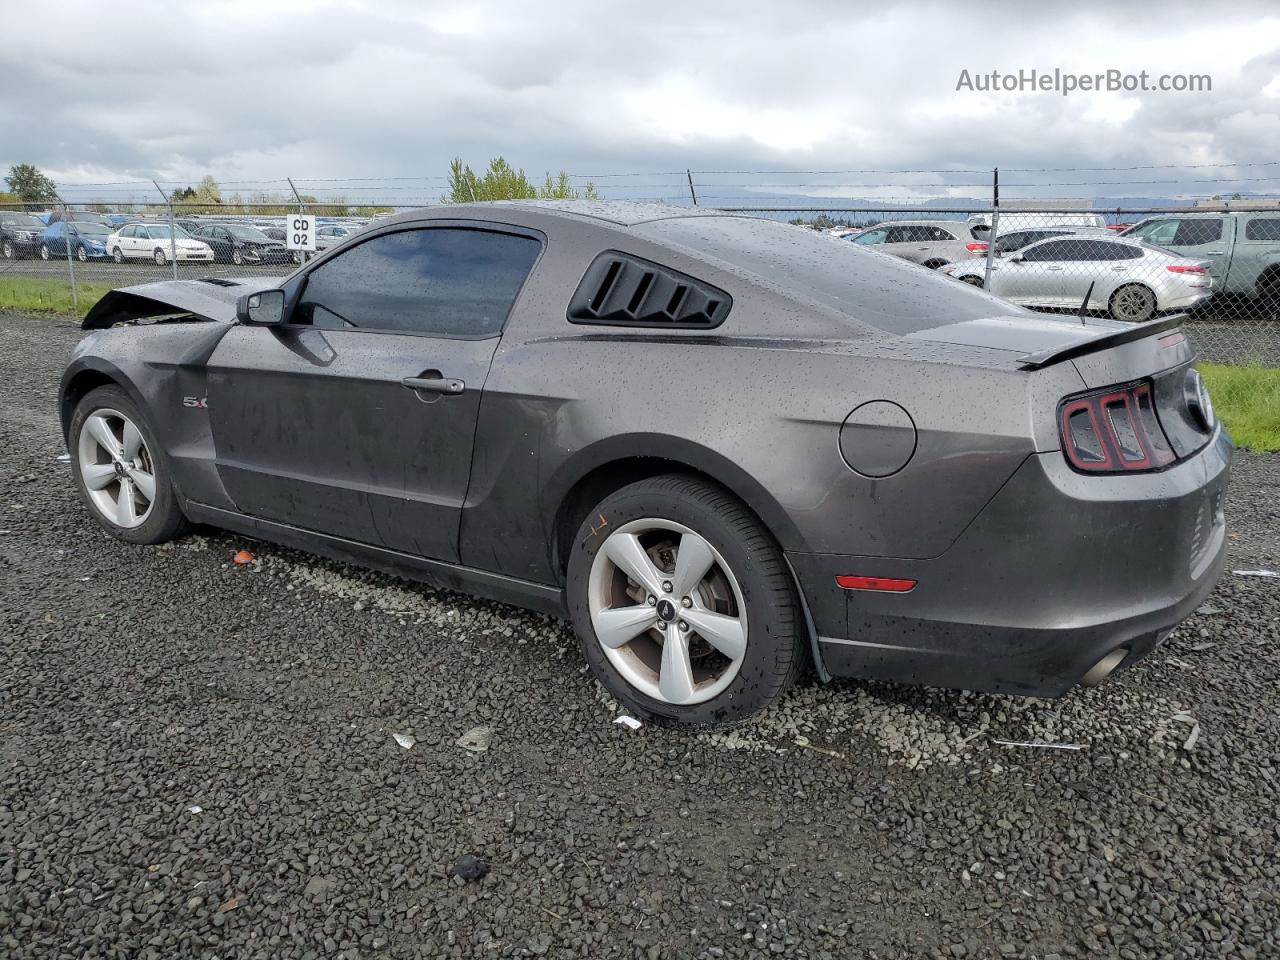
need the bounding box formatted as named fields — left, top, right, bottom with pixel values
left=81, top=276, right=280, bottom=329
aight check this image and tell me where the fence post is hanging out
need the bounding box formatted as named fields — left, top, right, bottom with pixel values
left=152, top=180, right=177, bottom=280
left=287, top=177, right=306, bottom=265
left=982, top=167, right=999, bottom=288
left=62, top=201, right=79, bottom=311
left=686, top=169, right=698, bottom=206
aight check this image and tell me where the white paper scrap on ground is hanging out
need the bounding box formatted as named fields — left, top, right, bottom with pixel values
left=1233, top=569, right=1279, bottom=578
left=614, top=715, right=643, bottom=730
left=392, top=733, right=416, bottom=749
left=992, top=739, right=1085, bottom=751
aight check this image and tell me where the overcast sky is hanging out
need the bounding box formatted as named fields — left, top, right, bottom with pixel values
left=2, top=0, right=1279, bottom=203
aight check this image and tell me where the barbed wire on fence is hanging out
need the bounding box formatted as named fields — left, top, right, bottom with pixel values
left=2, top=164, right=1278, bottom=370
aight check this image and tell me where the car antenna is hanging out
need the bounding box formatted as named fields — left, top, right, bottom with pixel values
left=1078, top=281, right=1094, bottom=326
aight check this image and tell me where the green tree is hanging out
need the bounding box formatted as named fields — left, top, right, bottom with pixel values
left=4, top=164, right=59, bottom=207
left=446, top=157, right=598, bottom=203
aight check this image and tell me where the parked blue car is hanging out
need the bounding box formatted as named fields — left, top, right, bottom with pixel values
left=40, top=220, right=113, bottom=261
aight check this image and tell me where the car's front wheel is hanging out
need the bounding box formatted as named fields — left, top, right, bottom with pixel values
left=1, top=239, right=13, bottom=259
left=153, top=247, right=167, bottom=266
left=231, top=247, right=244, bottom=266
left=39, top=244, right=50, bottom=260
left=76, top=244, right=88, bottom=262
left=69, top=386, right=188, bottom=545
left=567, top=475, right=803, bottom=727
left=112, top=246, right=124, bottom=263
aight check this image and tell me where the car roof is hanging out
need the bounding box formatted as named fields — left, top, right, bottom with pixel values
left=376, top=199, right=728, bottom=230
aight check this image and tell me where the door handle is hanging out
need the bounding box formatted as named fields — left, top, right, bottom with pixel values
left=1202, top=250, right=1223, bottom=255
left=401, top=375, right=465, bottom=395
left=1046, top=265, right=1064, bottom=271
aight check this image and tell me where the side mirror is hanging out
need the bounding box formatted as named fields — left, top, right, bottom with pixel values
left=237, top=289, right=286, bottom=326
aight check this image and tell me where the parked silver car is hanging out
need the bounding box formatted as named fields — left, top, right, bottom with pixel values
left=847, top=219, right=988, bottom=269
left=940, top=235, right=1213, bottom=322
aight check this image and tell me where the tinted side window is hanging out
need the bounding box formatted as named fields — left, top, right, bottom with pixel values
left=1172, top=219, right=1222, bottom=246
left=297, top=228, right=540, bottom=337
left=1021, top=239, right=1079, bottom=261
left=1245, top=218, right=1280, bottom=241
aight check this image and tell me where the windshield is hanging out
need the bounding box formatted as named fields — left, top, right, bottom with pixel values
left=70, top=221, right=111, bottom=236
left=144, top=225, right=193, bottom=239
left=2, top=214, right=43, bottom=228
left=225, top=224, right=269, bottom=241
left=636, top=216, right=1015, bottom=336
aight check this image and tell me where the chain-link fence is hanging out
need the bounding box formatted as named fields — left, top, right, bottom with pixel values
left=2, top=195, right=1277, bottom=369
left=764, top=204, right=1278, bottom=369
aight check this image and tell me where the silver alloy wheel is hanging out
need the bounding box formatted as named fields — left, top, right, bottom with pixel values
left=40, top=244, right=49, bottom=260
left=113, top=247, right=123, bottom=263
left=1112, top=284, right=1155, bottom=322
left=77, top=408, right=157, bottom=529
left=154, top=247, right=166, bottom=265
left=77, top=245, right=87, bottom=262
left=588, top=518, right=748, bottom=705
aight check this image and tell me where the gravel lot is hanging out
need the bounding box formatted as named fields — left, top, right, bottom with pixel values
left=2, top=310, right=1278, bottom=960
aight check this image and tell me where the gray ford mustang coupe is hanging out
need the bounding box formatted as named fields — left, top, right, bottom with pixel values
left=61, top=201, right=1231, bottom=726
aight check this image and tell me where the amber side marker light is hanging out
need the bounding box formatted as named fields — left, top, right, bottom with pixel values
left=835, top=575, right=918, bottom=593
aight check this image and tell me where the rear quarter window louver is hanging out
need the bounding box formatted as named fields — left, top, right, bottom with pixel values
left=568, top=252, right=730, bottom=329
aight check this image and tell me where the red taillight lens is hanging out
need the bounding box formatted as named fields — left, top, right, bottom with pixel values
left=1166, top=264, right=1207, bottom=274
left=835, top=575, right=917, bottom=593
left=965, top=242, right=988, bottom=253
left=1059, top=380, right=1175, bottom=473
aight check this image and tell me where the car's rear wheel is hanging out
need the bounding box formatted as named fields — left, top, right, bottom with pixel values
left=112, top=246, right=124, bottom=263
left=567, top=475, right=803, bottom=727
left=153, top=247, right=167, bottom=266
left=1109, top=283, right=1156, bottom=322
left=69, top=386, right=188, bottom=545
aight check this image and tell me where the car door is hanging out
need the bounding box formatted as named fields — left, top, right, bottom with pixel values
left=1235, top=216, right=1280, bottom=296
left=124, top=225, right=145, bottom=258
left=204, top=223, right=543, bottom=562
left=999, top=238, right=1073, bottom=305
left=45, top=222, right=65, bottom=256
left=882, top=225, right=930, bottom=263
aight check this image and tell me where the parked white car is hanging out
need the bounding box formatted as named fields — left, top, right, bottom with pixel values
left=940, top=235, right=1213, bottom=322
left=107, top=223, right=215, bottom=265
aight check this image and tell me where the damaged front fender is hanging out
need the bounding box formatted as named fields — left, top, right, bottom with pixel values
left=81, top=277, right=279, bottom=329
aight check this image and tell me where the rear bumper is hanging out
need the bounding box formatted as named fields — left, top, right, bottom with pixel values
left=788, top=427, right=1232, bottom=697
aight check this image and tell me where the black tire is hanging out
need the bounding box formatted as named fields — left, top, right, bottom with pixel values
left=76, top=244, right=88, bottom=262
left=153, top=247, right=167, bottom=266
left=567, top=474, right=803, bottom=727
left=112, top=246, right=124, bottom=263
left=924, top=259, right=949, bottom=270
left=39, top=244, right=50, bottom=260
left=1109, top=283, right=1156, bottom=323
left=68, top=385, right=189, bottom=546
left=961, top=275, right=983, bottom=287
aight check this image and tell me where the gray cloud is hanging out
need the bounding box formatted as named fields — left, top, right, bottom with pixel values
left=2, top=0, right=1278, bottom=204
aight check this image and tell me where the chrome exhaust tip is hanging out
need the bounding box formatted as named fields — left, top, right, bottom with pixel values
left=1081, top=648, right=1129, bottom=687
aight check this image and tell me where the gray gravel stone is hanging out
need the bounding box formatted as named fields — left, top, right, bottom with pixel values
left=1, top=310, right=1278, bottom=959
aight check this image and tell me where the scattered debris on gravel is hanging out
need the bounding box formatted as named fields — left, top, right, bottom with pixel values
left=2, top=311, right=1278, bottom=958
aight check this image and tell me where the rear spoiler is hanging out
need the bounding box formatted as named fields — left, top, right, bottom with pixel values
left=1016, top=314, right=1186, bottom=370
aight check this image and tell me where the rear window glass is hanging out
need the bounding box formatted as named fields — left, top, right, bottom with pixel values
left=1245, top=218, right=1280, bottom=241
left=634, top=216, right=1003, bottom=336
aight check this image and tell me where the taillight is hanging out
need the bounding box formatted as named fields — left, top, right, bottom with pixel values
left=965, top=242, right=988, bottom=253
left=1166, top=264, right=1206, bottom=274
left=1059, top=380, right=1176, bottom=473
